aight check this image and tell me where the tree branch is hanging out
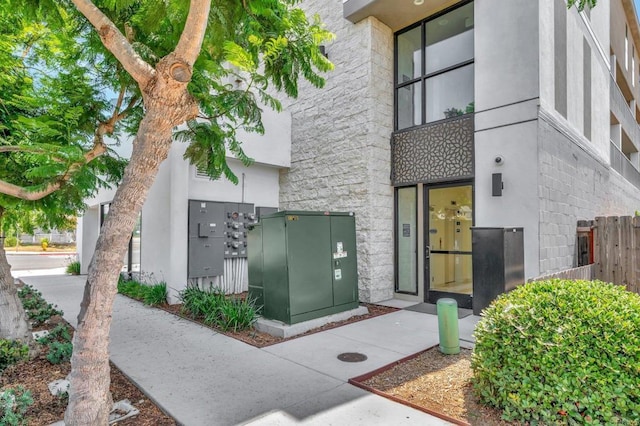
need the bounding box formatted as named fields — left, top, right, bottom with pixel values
left=111, top=84, right=126, bottom=123
left=70, top=0, right=155, bottom=86
left=0, top=141, right=107, bottom=201
left=0, top=146, right=49, bottom=155
left=116, top=96, right=140, bottom=121
left=174, top=0, right=213, bottom=67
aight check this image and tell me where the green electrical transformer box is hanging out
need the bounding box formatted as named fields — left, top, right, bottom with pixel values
left=248, top=211, right=359, bottom=324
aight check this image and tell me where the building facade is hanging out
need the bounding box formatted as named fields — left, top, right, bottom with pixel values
left=78, top=0, right=640, bottom=306
left=77, top=107, right=291, bottom=302
left=279, top=0, right=640, bottom=306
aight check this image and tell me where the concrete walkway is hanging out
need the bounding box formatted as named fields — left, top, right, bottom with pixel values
left=21, top=275, right=479, bottom=426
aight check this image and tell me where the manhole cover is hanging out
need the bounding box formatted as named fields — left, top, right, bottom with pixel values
left=337, top=352, right=368, bottom=363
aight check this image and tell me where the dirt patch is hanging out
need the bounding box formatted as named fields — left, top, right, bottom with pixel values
left=160, top=300, right=398, bottom=348
left=353, top=347, right=512, bottom=426
left=1, top=324, right=175, bottom=425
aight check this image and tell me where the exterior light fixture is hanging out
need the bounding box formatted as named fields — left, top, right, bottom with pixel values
left=414, top=0, right=424, bottom=5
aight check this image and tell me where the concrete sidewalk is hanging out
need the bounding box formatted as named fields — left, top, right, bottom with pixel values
left=21, top=275, right=478, bottom=426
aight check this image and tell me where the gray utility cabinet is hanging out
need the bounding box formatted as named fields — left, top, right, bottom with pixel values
left=248, top=211, right=359, bottom=324
left=188, top=200, right=255, bottom=278
left=471, top=227, right=524, bottom=315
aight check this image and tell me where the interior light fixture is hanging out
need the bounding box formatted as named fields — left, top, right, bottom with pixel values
left=414, top=0, right=424, bottom=5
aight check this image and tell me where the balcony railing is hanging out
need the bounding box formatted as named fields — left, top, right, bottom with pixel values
left=610, top=141, right=640, bottom=189
left=610, top=74, right=640, bottom=145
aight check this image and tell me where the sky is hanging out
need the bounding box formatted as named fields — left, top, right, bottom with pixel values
left=636, top=0, right=640, bottom=18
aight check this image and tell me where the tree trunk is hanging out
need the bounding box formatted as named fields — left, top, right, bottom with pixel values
left=0, top=207, right=32, bottom=343
left=64, top=59, right=198, bottom=425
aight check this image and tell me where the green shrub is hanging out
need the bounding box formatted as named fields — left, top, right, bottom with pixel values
left=472, top=279, right=640, bottom=424
left=0, top=340, right=29, bottom=373
left=46, top=341, right=73, bottom=365
left=65, top=260, right=81, bottom=275
left=3, top=236, right=17, bottom=248
left=0, top=386, right=33, bottom=426
left=17, top=285, right=63, bottom=327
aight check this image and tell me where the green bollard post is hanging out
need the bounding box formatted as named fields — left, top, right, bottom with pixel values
left=437, top=298, right=460, bottom=355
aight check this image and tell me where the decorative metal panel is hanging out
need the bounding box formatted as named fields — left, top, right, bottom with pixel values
left=391, top=115, right=474, bottom=186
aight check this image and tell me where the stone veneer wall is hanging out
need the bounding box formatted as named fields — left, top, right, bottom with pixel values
left=537, top=113, right=640, bottom=275
left=279, top=0, right=395, bottom=302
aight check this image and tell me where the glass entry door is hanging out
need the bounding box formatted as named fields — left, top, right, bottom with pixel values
left=424, top=184, right=473, bottom=308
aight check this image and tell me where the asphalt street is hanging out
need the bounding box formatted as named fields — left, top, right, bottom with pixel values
left=7, top=252, right=74, bottom=271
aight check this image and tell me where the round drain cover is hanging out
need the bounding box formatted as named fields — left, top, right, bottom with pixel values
left=337, top=352, right=368, bottom=363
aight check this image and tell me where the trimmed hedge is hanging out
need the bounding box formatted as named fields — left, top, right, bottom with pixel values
left=472, top=279, right=640, bottom=424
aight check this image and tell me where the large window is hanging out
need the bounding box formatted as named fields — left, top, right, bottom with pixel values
left=395, top=1, right=474, bottom=130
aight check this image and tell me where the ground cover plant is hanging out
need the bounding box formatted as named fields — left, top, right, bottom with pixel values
left=16, top=285, right=63, bottom=328
left=0, top=340, right=28, bottom=373
left=178, top=286, right=260, bottom=332
left=0, top=285, right=175, bottom=425
left=36, top=324, right=73, bottom=365
left=472, top=279, right=640, bottom=424
left=65, top=261, right=81, bottom=275
left=0, top=386, right=33, bottom=426
left=117, top=276, right=167, bottom=306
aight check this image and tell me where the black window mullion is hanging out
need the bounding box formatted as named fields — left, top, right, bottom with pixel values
left=396, top=77, right=422, bottom=90
left=424, top=58, right=475, bottom=80
left=421, top=21, right=426, bottom=126
left=394, top=0, right=474, bottom=131
left=394, top=33, right=398, bottom=130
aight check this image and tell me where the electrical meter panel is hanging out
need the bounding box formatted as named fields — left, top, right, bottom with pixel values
left=187, top=200, right=256, bottom=279
left=223, top=202, right=256, bottom=259
left=187, top=201, right=226, bottom=278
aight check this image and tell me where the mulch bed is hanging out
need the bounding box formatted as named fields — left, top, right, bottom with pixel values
left=159, top=298, right=398, bottom=348
left=351, top=347, right=512, bottom=426
left=0, top=316, right=176, bottom=426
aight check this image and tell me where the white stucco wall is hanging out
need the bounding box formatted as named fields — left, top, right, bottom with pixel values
left=473, top=0, right=541, bottom=280
left=539, top=1, right=611, bottom=160
left=475, top=0, right=540, bottom=111
left=237, top=109, right=292, bottom=168
left=139, top=148, right=174, bottom=286
left=77, top=105, right=287, bottom=296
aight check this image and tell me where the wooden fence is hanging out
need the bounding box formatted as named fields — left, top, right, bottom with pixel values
left=593, top=216, right=640, bottom=294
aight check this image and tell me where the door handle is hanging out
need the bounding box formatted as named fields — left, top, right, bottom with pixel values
left=425, top=246, right=431, bottom=260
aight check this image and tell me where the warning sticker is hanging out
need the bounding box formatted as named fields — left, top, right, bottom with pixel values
left=334, top=269, right=342, bottom=280
left=333, top=241, right=347, bottom=259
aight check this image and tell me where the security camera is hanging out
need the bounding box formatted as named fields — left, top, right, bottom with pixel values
left=494, top=155, right=504, bottom=165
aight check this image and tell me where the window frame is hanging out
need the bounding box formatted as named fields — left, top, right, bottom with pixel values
left=394, top=185, right=419, bottom=295
left=394, top=0, right=475, bottom=131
